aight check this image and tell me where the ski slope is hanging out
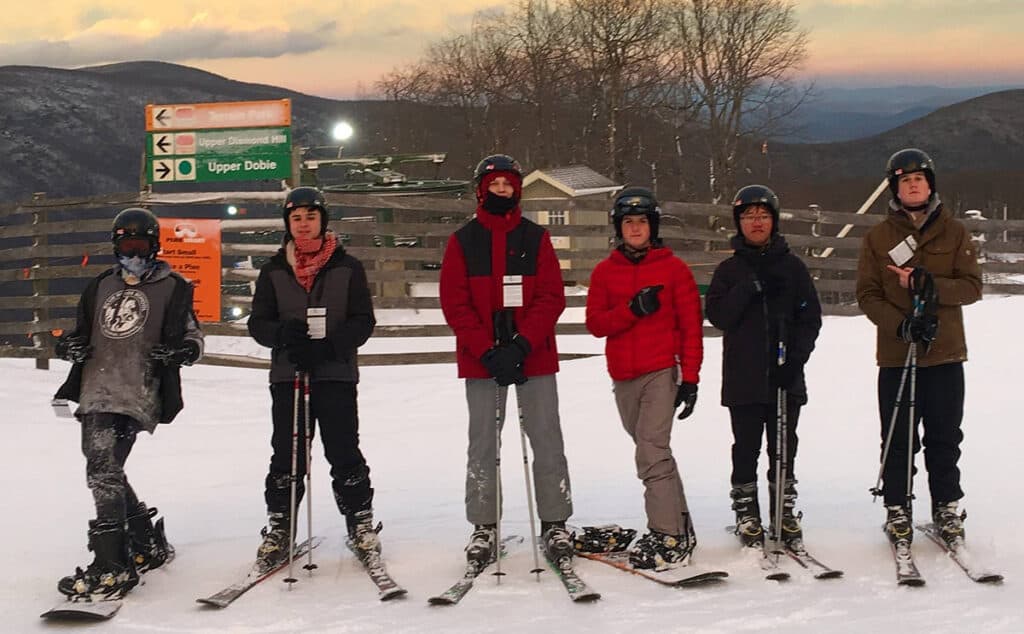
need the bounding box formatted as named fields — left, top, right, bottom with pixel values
left=6, top=296, right=1022, bottom=632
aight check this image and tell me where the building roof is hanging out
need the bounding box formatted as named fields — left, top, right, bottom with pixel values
left=522, top=165, right=622, bottom=198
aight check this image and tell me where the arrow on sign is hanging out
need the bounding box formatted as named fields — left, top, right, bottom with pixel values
left=155, top=161, right=172, bottom=180
left=154, top=109, right=171, bottom=126
left=155, top=135, right=172, bottom=154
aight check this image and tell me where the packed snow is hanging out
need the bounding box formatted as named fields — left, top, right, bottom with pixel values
left=6, top=296, right=1022, bottom=632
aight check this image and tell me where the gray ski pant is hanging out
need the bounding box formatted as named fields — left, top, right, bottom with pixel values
left=464, top=374, right=573, bottom=526
left=613, top=367, right=691, bottom=536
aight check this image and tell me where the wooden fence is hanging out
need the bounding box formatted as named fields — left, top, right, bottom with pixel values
left=2, top=191, right=1022, bottom=369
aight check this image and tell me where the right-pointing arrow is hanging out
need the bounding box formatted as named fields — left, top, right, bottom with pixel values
left=155, top=161, right=172, bottom=179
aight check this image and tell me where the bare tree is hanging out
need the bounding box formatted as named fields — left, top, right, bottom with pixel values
left=670, top=0, right=809, bottom=203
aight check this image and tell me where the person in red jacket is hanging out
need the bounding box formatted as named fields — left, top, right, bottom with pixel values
left=585, top=186, right=704, bottom=570
left=440, top=154, right=573, bottom=566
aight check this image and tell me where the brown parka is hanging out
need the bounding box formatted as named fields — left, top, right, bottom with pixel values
left=856, top=200, right=982, bottom=368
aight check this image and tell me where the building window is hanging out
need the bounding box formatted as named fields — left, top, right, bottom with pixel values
left=548, top=210, right=567, bottom=225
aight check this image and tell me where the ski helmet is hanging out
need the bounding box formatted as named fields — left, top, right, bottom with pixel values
left=111, top=207, right=160, bottom=258
left=611, top=186, right=661, bottom=240
left=886, top=148, right=936, bottom=200
left=473, top=154, right=524, bottom=204
left=731, top=185, right=780, bottom=233
left=282, top=186, right=329, bottom=237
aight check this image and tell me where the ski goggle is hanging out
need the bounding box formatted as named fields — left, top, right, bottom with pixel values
left=116, top=237, right=153, bottom=257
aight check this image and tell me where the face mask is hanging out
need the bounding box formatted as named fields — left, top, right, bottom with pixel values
left=118, top=255, right=154, bottom=277
left=482, top=191, right=518, bottom=215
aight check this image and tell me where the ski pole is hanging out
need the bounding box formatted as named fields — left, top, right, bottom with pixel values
left=284, top=371, right=301, bottom=586
left=493, top=383, right=505, bottom=582
left=870, top=344, right=915, bottom=500
left=772, top=329, right=787, bottom=556
left=905, top=344, right=918, bottom=509
left=302, top=371, right=317, bottom=575
left=515, top=384, right=543, bottom=578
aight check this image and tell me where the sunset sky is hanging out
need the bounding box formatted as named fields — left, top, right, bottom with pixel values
left=2, top=0, right=1022, bottom=99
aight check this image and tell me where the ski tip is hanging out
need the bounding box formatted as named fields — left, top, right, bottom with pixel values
left=571, top=592, right=602, bottom=602
left=814, top=570, right=845, bottom=580
left=427, top=597, right=456, bottom=606
left=898, top=577, right=926, bottom=587
left=766, top=572, right=791, bottom=582
left=973, top=573, right=1004, bottom=584
left=196, top=598, right=229, bottom=609
left=41, top=599, right=122, bottom=620
left=380, top=588, right=408, bottom=601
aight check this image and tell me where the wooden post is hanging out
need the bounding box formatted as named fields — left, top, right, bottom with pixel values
left=31, top=193, right=49, bottom=370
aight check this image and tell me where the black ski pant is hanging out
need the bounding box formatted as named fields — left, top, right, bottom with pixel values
left=728, top=396, right=802, bottom=488
left=81, top=413, right=142, bottom=524
left=878, top=361, right=965, bottom=508
left=265, top=380, right=373, bottom=519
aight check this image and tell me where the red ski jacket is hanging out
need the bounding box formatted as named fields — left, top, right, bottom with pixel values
left=440, top=206, right=565, bottom=378
left=586, top=246, right=703, bottom=383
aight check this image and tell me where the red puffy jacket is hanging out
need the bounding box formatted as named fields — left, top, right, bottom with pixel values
left=586, top=246, right=703, bottom=383
left=440, top=206, right=565, bottom=378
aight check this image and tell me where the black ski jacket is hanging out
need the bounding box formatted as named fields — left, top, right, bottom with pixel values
left=705, top=234, right=822, bottom=406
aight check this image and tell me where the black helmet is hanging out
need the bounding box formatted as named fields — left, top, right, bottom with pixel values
left=111, top=207, right=160, bottom=258
left=282, top=186, right=329, bottom=237
left=473, top=154, right=523, bottom=184
left=731, top=184, right=780, bottom=233
left=886, top=148, right=936, bottom=200
left=611, top=186, right=661, bottom=240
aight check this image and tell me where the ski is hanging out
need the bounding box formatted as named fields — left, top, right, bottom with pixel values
left=783, top=539, right=844, bottom=579
left=197, top=536, right=323, bottom=608
left=544, top=552, right=601, bottom=602
left=345, top=538, right=408, bottom=601
left=726, top=526, right=790, bottom=581
left=576, top=551, right=728, bottom=587
left=915, top=523, right=1003, bottom=584
left=888, top=535, right=925, bottom=587
left=428, top=535, right=524, bottom=606
left=41, top=598, right=122, bottom=620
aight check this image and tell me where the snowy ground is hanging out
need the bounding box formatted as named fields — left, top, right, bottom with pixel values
left=6, top=296, right=1022, bottom=632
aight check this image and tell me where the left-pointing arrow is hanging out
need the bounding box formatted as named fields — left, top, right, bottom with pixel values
left=155, top=136, right=172, bottom=153
left=155, top=162, right=172, bottom=179
left=155, top=109, right=170, bottom=126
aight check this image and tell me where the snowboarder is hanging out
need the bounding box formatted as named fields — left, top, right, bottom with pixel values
left=856, top=149, right=982, bottom=547
left=584, top=186, right=704, bottom=570
left=705, top=185, right=822, bottom=550
left=53, top=207, right=203, bottom=599
left=439, top=153, right=574, bottom=565
left=247, top=186, right=380, bottom=566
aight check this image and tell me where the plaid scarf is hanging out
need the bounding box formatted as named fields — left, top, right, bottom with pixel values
left=289, top=231, right=338, bottom=292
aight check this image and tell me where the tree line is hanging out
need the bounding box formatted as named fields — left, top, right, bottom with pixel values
left=377, top=0, right=809, bottom=203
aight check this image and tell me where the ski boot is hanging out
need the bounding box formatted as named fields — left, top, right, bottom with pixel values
left=932, top=501, right=966, bottom=547
left=346, top=509, right=381, bottom=555
left=465, top=524, right=498, bottom=565
left=541, top=521, right=574, bottom=561
left=884, top=504, right=913, bottom=544
left=628, top=528, right=694, bottom=570
left=731, top=483, right=765, bottom=548
left=769, top=480, right=803, bottom=547
left=127, top=502, right=174, bottom=573
left=573, top=524, right=637, bottom=554
left=58, top=520, right=139, bottom=599
left=255, top=512, right=293, bottom=568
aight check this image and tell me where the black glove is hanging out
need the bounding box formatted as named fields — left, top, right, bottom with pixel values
left=908, top=267, right=933, bottom=292
left=674, top=382, right=698, bottom=420
left=150, top=341, right=201, bottom=367
left=757, top=272, right=785, bottom=298
left=898, top=314, right=939, bottom=347
left=287, top=339, right=335, bottom=371
left=629, top=285, right=664, bottom=317
left=55, top=334, right=92, bottom=363
left=769, top=361, right=802, bottom=390
left=277, top=319, right=309, bottom=348
left=480, top=344, right=528, bottom=387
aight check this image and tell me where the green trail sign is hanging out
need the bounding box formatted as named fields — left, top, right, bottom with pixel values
left=148, top=153, right=292, bottom=183
left=147, top=127, right=291, bottom=157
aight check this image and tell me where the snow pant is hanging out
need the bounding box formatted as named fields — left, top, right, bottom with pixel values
left=80, top=413, right=142, bottom=524
left=464, top=374, right=573, bottom=526
left=728, top=396, right=802, bottom=487
left=613, top=368, right=691, bottom=536
left=878, top=361, right=965, bottom=507
left=265, top=380, right=373, bottom=518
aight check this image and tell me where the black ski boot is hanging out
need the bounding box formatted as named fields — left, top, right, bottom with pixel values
left=769, top=480, right=803, bottom=546
left=58, top=520, right=139, bottom=599
left=628, top=529, right=693, bottom=570
left=884, top=504, right=913, bottom=544
left=127, top=502, right=174, bottom=573
left=731, top=483, right=765, bottom=548
left=465, top=524, right=498, bottom=565
left=346, top=509, right=381, bottom=555
left=932, top=501, right=966, bottom=547
left=541, top=521, right=574, bottom=560
left=256, top=512, right=292, bottom=567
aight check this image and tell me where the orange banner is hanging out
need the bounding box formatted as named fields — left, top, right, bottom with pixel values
left=158, top=219, right=222, bottom=323
left=145, top=99, right=291, bottom=131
